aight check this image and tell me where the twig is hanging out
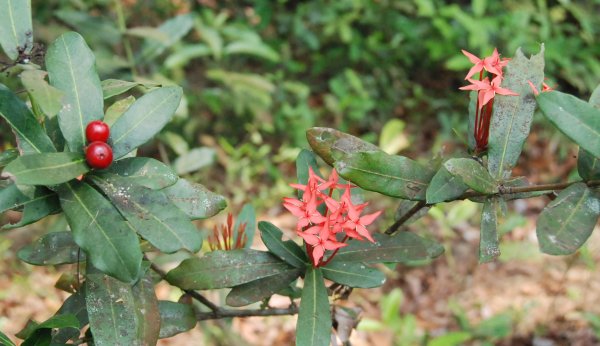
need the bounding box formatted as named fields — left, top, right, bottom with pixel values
left=149, top=263, right=221, bottom=312
left=385, top=180, right=600, bottom=235
left=195, top=305, right=299, bottom=321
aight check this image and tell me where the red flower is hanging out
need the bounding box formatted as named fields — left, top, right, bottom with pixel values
left=460, top=76, right=519, bottom=109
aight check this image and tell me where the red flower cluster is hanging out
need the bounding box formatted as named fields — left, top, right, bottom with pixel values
left=283, top=168, right=382, bottom=267
left=459, top=49, right=518, bottom=153
left=208, top=213, right=247, bottom=251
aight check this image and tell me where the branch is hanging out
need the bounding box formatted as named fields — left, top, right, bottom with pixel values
left=195, top=305, right=298, bottom=321
left=386, top=179, right=600, bottom=235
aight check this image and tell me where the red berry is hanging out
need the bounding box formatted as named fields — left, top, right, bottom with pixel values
left=86, top=141, right=113, bottom=169
left=86, top=120, right=110, bottom=143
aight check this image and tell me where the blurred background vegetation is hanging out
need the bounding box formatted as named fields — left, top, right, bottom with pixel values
left=1, top=1, right=600, bottom=345
left=2, top=0, right=598, bottom=206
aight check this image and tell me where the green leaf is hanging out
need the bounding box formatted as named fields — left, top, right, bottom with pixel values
left=21, top=314, right=80, bottom=346
left=0, top=0, right=32, bottom=60
left=110, top=86, right=183, bottom=159
left=90, top=174, right=202, bottom=254
left=17, top=231, right=82, bottom=265
left=426, top=166, right=469, bottom=204
left=4, top=152, right=89, bottom=186
left=138, top=14, right=194, bottom=62
left=537, top=183, right=600, bottom=255
left=2, top=187, right=59, bottom=229
left=578, top=149, right=600, bottom=180
left=487, top=46, right=545, bottom=179
left=235, top=204, right=256, bottom=248
left=379, top=119, right=408, bottom=154
left=172, top=147, right=215, bottom=174
left=576, top=90, right=600, bottom=180
left=101, top=79, right=159, bottom=99
left=322, top=261, right=385, bottom=288
left=0, top=85, right=56, bottom=154
left=52, top=290, right=88, bottom=344
left=258, top=221, right=307, bottom=268
left=103, top=157, right=178, bottom=190
left=104, top=95, right=135, bottom=127
left=161, top=178, right=227, bottom=220
left=165, top=249, right=293, bottom=290
left=0, top=184, right=50, bottom=213
left=165, top=44, right=212, bottom=69
left=58, top=181, right=142, bottom=283
left=306, top=127, right=380, bottom=166
left=158, top=301, right=196, bottom=339
left=226, top=268, right=302, bottom=307
left=335, top=151, right=434, bottom=200
left=0, top=330, right=16, bottom=346
left=296, top=267, right=331, bottom=346
left=480, top=197, right=501, bottom=263
left=444, top=158, right=497, bottom=194
left=333, top=233, right=444, bottom=263
left=538, top=91, right=600, bottom=159
left=0, top=148, right=18, bottom=167
left=86, top=264, right=159, bottom=346
left=19, top=70, right=63, bottom=118
left=46, top=32, right=103, bottom=153
left=223, top=40, right=280, bottom=62
left=428, top=332, right=472, bottom=346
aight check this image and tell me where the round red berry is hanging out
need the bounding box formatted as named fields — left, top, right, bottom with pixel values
left=86, top=120, right=110, bottom=143
left=86, top=141, right=113, bottom=169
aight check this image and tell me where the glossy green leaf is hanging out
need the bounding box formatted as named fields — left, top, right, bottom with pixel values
left=21, top=314, right=79, bottom=346
left=0, top=85, right=56, bottom=154
left=235, top=203, right=256, bottom=248
left=17, top=231, right=82, bottom=265
left=19, top=70, right=63, bottom=118
left=2, top=187, right=59, bottom=229
left=90, top=174, right=202, bottom=254
left=333, top=233, right=443, bottom=263
left=577, top=91, right=600, bottom=180
left=165, top=249, right=293, bottom=290
left=537, top=183, right=600, bottom=255
left=158, top=301, right=196, bottom=339
left=444, top=158, right=497, bottom=194
left=426, top=166, right=469, bottom=203
left=104, top=95, right=135, bottom=126
left=103, top=157, right=178, bottom=190
left=538, top=91, right=600, bottom=159
left=306, top=127, right=380, bottom=166
left=335, top=151, right=434, bottom=200
left=110, top=86, right=183, bottom=159
left=296, top=267, right=330, bottom=346
left=0, top=184, right=40, bottom=213
left=101, top=79, right=159, bottom=99
left=258, top=221, right=307, bottom=268
left=0, top=330, right=16, bottom=346
left=161, top=178, right=227, bottom=220
left=138, top=14, right=194, bottom=62
left=4, top=152, right=89, bottom=186
left=226, top=268, right=302, bottom=307
left=86, top=264, right=159, bottom=346
left=58, top=181, right=142, bottom=283
left=0, top=0, right=32, bottom=60
left=322, top=261, right=385, bottom=288
left=487, top=46, right=545, bottom=179
left=46, top=31, right=103, bottom=153
left=52, top=290, right=88, bottom=344
left=480, top=197, right=501, bottom=263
